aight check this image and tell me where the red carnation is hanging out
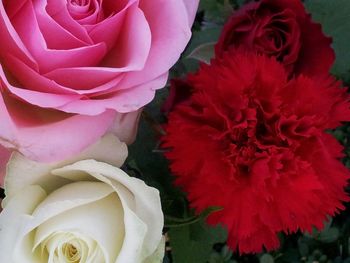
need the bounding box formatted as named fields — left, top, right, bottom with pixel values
left=161, top=79, right=192, bottom=113
left=162, top=50, right=350, bottom=253
left=215, top=0, right=335, bottom=77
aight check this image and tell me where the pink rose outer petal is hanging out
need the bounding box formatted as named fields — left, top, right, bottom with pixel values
left=182, top=0, right=199, bottom=26
left=109, top=109, right=142, bottom=144
left=0, top=145, right=11, bottom=186
left=0, top=92, right=116, bottom=162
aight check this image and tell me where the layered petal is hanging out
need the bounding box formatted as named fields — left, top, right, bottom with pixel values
left=4, top=133, right=128, bottom=199
left=52, top=160, right=164, bottom=262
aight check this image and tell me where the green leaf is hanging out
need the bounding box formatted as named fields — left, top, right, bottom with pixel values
left=169, top=221, right=227, bottom=263
left=260, top=254, right=274, bottom=263
left=199, top=0, right=234, bottom=23
left=127, top=90, right=188, bottom=218
left=165, top=206, right=222, bottom=228
left=318, top=227, right=340, bottom=243
left=185, top=27, right=222, bottom=57
left=187, top=42, right=216, bottom=64
left=305, top=0, right=350, bottom=81
left=298, top=238, right=309, bottom=257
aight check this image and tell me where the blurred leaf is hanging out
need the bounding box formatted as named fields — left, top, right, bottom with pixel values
left=298, top=238, right=310, bottom=257
left=169, top=221, right=227, bottom=263
left=187, top=42, right=216, bottom=64
left=305, top=0, right=350, bottom=81
left=199, top=0, right=234, bottom=23
left=318, top=227, right=340, bottom=243
left=260, top=254, right=274, bottom=263
left=185, top=27, right=222, bottom=57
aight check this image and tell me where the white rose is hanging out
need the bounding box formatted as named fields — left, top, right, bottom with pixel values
left=0, top=134, right=164, bottom=263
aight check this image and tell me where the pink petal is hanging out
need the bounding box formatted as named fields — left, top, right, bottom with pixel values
left=0, top=145, right=11, bottom=186
left=44, top=67, right=124, bottom=91
left=98, top=4, right=151, bottom=70
left=1, top=62, right=82, bottom=109
left=34, top=0, right=93, bottom=49
left=108, top=109, right=142, bottom=144
left=11, top=0, right=108, bottom=73
left=4, top=54, right=78, bottom=94
left=113, top=0, right=195, bottom=109
left=0, top=91, right=116, bottom=162
left=57, top=73, right=168, bottom=114
left=70, top=0, right=102, bottom=24
left=182, top=0, right=200, bottom=26
left=16, top=111, right=116, bottom=162
left=0, top=0, right=38, bottom=70
left=44, top=0, right=93, bottom=44
left=86, top=0, right=135, bottom=50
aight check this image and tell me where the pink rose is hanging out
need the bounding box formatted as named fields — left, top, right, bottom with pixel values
left=0, top=145, right=11, bottom=185
left=0, top=0, right=199, bottom=162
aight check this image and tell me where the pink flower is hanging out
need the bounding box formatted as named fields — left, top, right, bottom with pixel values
left=0, top=145, right=11, bottom=185
left=0, top=0, right=198, bottom=162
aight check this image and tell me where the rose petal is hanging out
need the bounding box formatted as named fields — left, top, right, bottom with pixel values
left=0, top=91, right=115, bottom=162
left=2, top=59, right=82, bottom=108
left=110, top=0, right=194, bottom=110
left=5, top=133, right=127, bottom=199
left=69, top=0, right=101, bottom=24
left=11, top=0, right=107, bottom=73
left=0, top=0, right=38, bottom=71
left=44, top=0, right=94, bottom=44
left=109, top=109, right=142, bottom=144
left=85, top=0, right=135, bottom=50
left=11, top=182, right=114, bottom=262
left=97, top=4, right=151, bottom=71
left=51, top=160, right=164, bottom=262
left=33, top=184, right=125, bottom=263
left=0, top=185, right=47, bottom=262
left=0, top=145, right=11, bottom=186
left=144, top=236, right=166, bottom=263
left=57, top=73, right=168, bottom=114
left=182, top=0, right=199, bottom=27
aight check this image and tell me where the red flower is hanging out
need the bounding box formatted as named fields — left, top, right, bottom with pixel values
left=162, top=50, right=350, bottom=253
left=161, top=79, right=192, bottom=113
left=215, top=0, right=335, bottom=77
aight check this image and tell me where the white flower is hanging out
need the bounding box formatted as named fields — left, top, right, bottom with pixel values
left=0, top=134, right=164, bottom=263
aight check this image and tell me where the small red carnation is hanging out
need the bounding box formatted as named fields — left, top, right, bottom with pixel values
left=215, top=0, right=335, bottom=77
left=161, top=79, right=192, bottom=113
left=162, top=50, right=350, bottom=253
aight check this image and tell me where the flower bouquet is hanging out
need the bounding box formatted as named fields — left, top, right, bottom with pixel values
left=1, top=0, right=350, bottom=262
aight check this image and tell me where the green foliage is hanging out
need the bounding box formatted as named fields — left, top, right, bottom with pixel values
left=169, top=220, right=227, bottom=263
left=187, top=42, right=216, bottom=64
left=305, top=0, right=350, bottom=81
left=209, top=246, right=236, bottom=263
left=260, top=254, right=275, bottom=263
left=199, top=0, right=234, bottom=24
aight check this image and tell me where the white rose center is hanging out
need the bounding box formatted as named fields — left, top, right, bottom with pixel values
left=40, top=232, right=104, bottom=263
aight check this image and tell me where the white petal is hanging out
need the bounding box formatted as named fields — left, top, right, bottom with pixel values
left=34, top=193, right=124, bottom=263
left=52, top=160, right=164, bottom=262
left=0, top=185, right=47, bottom=263
left=5, top=133, right=127, bottom=199
left=144, top=236, right=166, bottom=263
left=9, top=182, right=114, bottom=263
